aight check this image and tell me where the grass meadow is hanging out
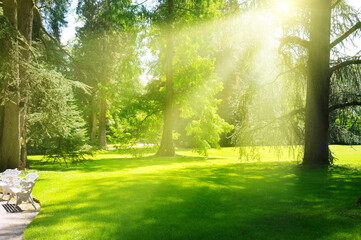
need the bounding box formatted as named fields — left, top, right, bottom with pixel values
left=23, top=145, right=361, bottom=240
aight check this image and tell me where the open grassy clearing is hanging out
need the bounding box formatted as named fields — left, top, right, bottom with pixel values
left=24, top=145, right=361, bottom=240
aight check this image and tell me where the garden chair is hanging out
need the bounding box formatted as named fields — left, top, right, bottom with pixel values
left=7, top=173, right=39, bottom=210
left=0, top=168, right=22, bottom=199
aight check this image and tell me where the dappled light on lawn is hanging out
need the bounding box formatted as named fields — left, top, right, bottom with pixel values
left=23, top=146, right=361, bottom=240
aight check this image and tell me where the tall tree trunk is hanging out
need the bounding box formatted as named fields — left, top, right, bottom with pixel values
left=98, top=92, right=107, bottom=148
left=303, top=0, right=331, bottom=165
left=90, top=98, right=97, bottom=143
left=0, top=0, right=21, bottom=171
left=17, top=0, right=34, bottom=169
left=156, top=0, right=175, bottom=157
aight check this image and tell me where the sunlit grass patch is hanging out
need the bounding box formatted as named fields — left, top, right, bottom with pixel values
left=24, top=146, right=361, bottom=240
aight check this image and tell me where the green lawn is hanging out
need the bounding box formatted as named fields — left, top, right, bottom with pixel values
left=24, top=145, right=361, bottom=240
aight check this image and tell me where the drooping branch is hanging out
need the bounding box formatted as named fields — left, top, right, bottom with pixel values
left=329, top=101, right=361, bottom=112
left=330, top=22, right=361, bottom=49
left=241, top=108, right=306, bottom=135
left=279, top=36, right=309, bottom=51
left=259, top=65, right=303, bottom=89
left=330, top=59, right=361, bottom=75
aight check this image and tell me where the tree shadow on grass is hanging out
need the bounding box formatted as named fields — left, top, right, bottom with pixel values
left=28, top=154, right=223, bottom=173
left=25, top=161, right=361, bottom=240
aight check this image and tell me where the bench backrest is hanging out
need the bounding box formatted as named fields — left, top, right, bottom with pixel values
left=1, top=169, right=21, bottom=177
left=24, top=173, right=39, bottom=182
left=20, top=180, right=37, bottom=194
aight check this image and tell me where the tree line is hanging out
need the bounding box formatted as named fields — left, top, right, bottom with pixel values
left=0, top=0, right=360, bottom=170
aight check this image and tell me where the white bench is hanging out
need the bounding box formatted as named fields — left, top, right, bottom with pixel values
left=0, top=169, right=22, bottom=199
left=7, top=173, right=39, bottom=209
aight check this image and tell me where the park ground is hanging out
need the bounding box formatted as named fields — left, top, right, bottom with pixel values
left=23, top=145, right=361, bottom=240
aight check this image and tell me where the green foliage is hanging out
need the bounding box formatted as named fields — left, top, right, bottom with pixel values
left=108, top=84, right=163, bottom=147
left=72, top=0, right=143, bottom=147
left=146, top=2, right=233, bottom=155
left=26, top=63, right=92, bottom=165
left=329, top=64, right=361, bottom=145
left=185, top=106, right=233, bottom=156
left=0, top=15, right=18, bottom=101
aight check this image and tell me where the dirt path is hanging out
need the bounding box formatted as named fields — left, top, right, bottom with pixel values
left=0, top=199, right=40, bottom=240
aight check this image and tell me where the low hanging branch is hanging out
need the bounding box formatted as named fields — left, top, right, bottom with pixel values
left=238, top=101, right=361, bottom=138
left=329, top=59, right=361, bottom=75
left=330, top=22, right=361, bottom=49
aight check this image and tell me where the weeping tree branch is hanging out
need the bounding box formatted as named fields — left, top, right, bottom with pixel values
left=240, top=108, right=305, bottom=135
left=330, top=59, right=361, bottom=75
left=279, top=36, right=309, bottom=51
left=258, top=65, right=303, bottom=89
left=330, top=22, right=361, bottom=49
left=241, top=100, right=361, bottom=135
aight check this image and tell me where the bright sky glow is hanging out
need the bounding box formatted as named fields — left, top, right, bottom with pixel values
left=274, top=0, right=291, bottom=17
left=61, top=0, right=361, bottom=44
left=60, top=0, right=361, bottom=73
left=60, top=0, right=82, bottom=44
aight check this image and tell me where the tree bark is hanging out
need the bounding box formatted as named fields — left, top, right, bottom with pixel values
left=303, top=0, right=331, bottom=165
left=0, top=0, right=21, bottom=171
left=156, top=0, right=175, bottom=157
left=98, top=92, right=107, bottom=148
left=17, top=0, right=34, bottom=169
left=90, top=100, right=97, bottom=143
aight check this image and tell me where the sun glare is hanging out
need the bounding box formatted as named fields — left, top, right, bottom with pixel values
left=274, top=0, right=292, bottom=18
